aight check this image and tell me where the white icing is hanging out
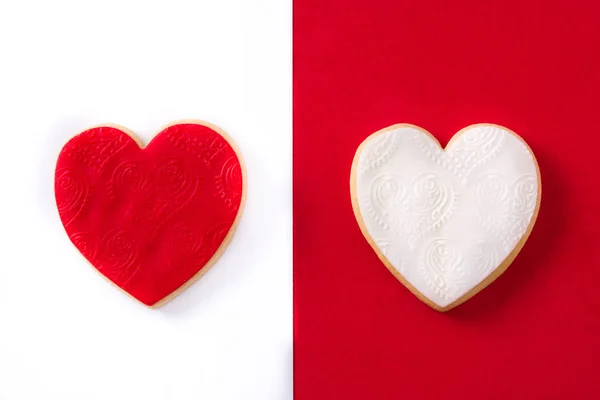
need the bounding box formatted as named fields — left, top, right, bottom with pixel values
left=354, top=124, right=540, bottom=308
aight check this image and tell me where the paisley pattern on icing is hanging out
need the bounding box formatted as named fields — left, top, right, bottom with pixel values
left=358, top=131, right=399, bottom=173
left=107, top=161, right=152, bottom=200
left=447, top=125, right=506, bottom=179
left=420, top=238, right=466, bottom=301
left=474, top=173, right=538, bottom=253
left=69, top=232, right=99, bottom=263
left=54, top=124, right=244, bottom=306
left=365, top=172, right=458, bottom=248
left=355, top=125, right=539, bottom=308
left=408, top=173, right=458, bottom=245
left=512, top=174, right=538, bottom=216
left=410, top=125, right=506, bottom=181
left=165, top=126, right=229, bottom=167
left=152, top=158, right=200, bottom=235
left=208, top=222, right=236, bottom=250
left=55, top=168, right=90, bottom=227
left=365, top=174, right=407, bottom=231
left=98, top=228, right=140, bottom=286
left=62, top=127, right=131, bottom=173
left=216, top=156, right=244, bottom=210
left=163, top=223, right=213, bottom=286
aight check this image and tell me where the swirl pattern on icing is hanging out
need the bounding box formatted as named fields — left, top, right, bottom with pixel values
left=355, top=124, right=539, bottom=307
left=512, top=174, right=537, bottom=216
left=447, top=125, right=506, bottom=179
left=216, top=156, right=244, bottom=210
left=409, top=125, right=506, bottom=181
left=474, top=173, right=538, bottom=253
left=98, top=228, right=140, bottom=285
left=166, top=127, right=228, bottom=167
left=62, top=127, right=132, bottom=174
left=55, top=168, right=90, bottom=227
left=208, top=222, right=235, bottom=250
left=364, top=172, right=457, bottom=247
left=152, top=158, right=200, bottom=235
left=420, top=238, right=466, bottom=301
left=359, top=131, right=399, bottom=173
left=107, top=161, right=151, bottom=199
left=69, top=232, right=99, bottom=263
left=365, top=174, right=407, bottom=231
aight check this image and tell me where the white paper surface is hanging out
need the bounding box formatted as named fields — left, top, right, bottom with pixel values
left=0, top=1, right=292, bottom=399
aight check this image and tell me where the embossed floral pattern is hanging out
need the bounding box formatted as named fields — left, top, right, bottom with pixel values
left=55, top=124, right=244, bottom=306
left=354, top=124, right=539, bottom=308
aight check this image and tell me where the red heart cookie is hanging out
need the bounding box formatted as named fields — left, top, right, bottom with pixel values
left=54, top=121, right=246, bottom=306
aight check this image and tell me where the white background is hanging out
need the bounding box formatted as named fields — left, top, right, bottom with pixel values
left=0, top=1, right=292, bottom=399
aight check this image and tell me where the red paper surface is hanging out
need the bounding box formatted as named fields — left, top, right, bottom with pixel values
left=55, top=123, right=243, bottom=306
left=294, top=1, right=600, bottom=398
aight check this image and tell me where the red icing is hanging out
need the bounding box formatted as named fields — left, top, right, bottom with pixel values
left=55, top=123, right=244, bottom=306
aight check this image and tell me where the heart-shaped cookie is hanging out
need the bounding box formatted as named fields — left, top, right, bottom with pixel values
left=350, top=124, right=541, bottom=311
left=55, top=120, right=246, bottom=307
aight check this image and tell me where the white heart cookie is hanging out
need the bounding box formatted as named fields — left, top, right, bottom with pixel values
left=350, top=124, right=541, bottom=311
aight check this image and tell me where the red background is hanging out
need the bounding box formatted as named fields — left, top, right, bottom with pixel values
left=294, top=1, right=600, bottom=398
